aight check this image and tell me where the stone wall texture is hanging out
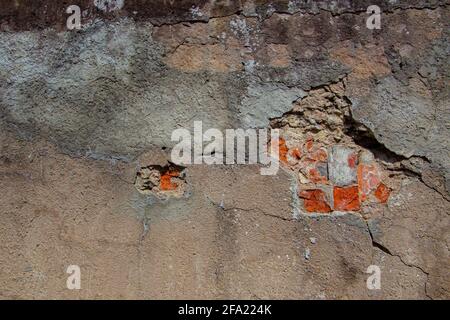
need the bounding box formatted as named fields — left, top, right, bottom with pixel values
left=0, top=0, right=449, bottom=299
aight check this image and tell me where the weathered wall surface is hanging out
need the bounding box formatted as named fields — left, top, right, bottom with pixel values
left=0, top=0, right=449, bottom=299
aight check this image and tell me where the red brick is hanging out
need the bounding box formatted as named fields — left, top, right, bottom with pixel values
left=375, top=183, right=390, bottom=203
left=299, top=189, right=332, bottom=213
left=291, top=148, right=302, bottom=160
left=309, top=147, right=328, bottom=162
left=333, top=186, right=360, bottom=211
left=307, top=162, right=328, bottom=183
left=278, top=137, right=289, bottom=164
left=304, top=139, right=314, bottom=152
left=160, top=170, right=180, bottom=191
left=357, top=163, right=380, bottom=202
left=347, top=153, right=358, bottom=168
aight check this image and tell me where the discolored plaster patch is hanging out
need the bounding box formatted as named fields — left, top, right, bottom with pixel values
left=164, top=43, right=244, bottom=73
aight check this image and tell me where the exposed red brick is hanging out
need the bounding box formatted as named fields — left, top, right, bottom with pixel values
left=307, top=164, right=328, bottom=183
left=278, top=138, right=289, bottom=164
left=375, top=183, right=390, bottom=203
left=347, top=153, right=358, bottom=168
left=160, top=170, right=180, bottom=191
left=333, top=186, right=360, bottom=211
left=305, top=139, right=314, bottom=152
left=357, top=163, right=380, bottom=202
left=291, top=148, right=302, bottom=160
left=308, top=147, right=328, bottom=162
left=299, top=189, right=332, bottom=213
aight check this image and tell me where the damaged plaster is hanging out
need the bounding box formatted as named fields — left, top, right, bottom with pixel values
left=0, top=0, right=449, bottom=299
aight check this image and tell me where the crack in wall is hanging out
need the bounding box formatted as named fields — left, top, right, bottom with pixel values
left=366, top=220, right=433, bottom=299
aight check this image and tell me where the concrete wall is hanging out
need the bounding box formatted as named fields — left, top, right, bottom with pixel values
left=0, top=0, right=449, bottom=299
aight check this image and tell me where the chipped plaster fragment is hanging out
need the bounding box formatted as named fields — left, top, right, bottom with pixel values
left=240, top=83, right=306, bottom=128
left=135, top=164, right=187, bottom=199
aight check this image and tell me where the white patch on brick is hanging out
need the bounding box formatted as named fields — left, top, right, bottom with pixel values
left=328, top=146, right=357, bottom=186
